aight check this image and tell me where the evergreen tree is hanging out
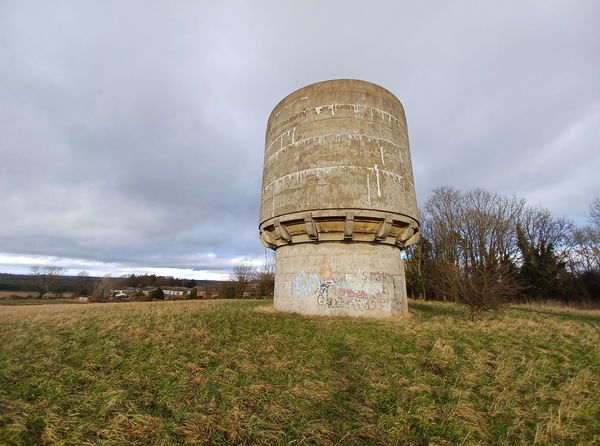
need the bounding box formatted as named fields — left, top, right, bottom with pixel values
left=517, top=225, right=566, bottom=301
left=150, top=287, right=165, bottom=300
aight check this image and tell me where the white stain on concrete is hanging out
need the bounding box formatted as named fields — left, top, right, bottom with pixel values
left=306, top=103, right=404, bottom=128
left=265, top=132, right=404, bottom=165
left=263, top=165, right=406, bottom=193
left=350, top=104, right=366, bottom=114
left=374, top=164, right=381, bottom=197
left=271, top=190, right=275, bottom=217
left=268, top=127, right=298, bottom=152
left=273, top=96, right=308, bottom=119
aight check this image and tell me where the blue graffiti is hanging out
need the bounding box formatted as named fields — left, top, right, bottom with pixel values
left=291, top=271, right=321, bottom=295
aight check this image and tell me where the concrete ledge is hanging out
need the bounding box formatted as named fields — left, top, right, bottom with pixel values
left=259, top=209, right=419, bottom=249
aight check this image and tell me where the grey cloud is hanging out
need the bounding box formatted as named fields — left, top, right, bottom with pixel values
left=1, top=1, right=598, bottom=276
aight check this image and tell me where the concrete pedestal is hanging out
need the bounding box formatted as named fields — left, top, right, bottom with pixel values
left=274, top=242, right=407, bottom=318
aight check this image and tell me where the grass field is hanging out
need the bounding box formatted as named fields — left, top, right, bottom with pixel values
left=0, top=299, right=599, bottom=445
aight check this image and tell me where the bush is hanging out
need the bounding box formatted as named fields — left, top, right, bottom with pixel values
left=150, top=288, right=165, bottom=300
left=219, top=284, right=236, bottom=299
left=184, top=288, right=198, bottom=300
left=430, top=261, right=518, bottom=320
left=132, top=292, right=150, bottom=302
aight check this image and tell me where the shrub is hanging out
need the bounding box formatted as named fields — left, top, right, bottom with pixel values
left=150, top=288, right=165, bottom=300
left=185, top=288, right=198, bottom=300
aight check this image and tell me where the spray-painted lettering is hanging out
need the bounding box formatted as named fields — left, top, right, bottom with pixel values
left=290, top=271, right=321, bottom=295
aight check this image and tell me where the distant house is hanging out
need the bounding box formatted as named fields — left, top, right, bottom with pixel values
left=110, top=287, right=138, bottom=298
left=141, top=286, right=157, bottom=296
left=192, top=286, right=208, bottom=298
left=161, top=286, right=189, bottom=299
left=197, top=286, right=220, bottom=299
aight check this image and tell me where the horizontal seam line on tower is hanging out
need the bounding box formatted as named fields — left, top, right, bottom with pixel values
left=262, top=166, right=413, bottom=192
left=264, top=133, right=406, bottom=165
left=271, top=103, right=406, bottom=130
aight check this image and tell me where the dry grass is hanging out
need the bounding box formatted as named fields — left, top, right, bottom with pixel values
left=1, top=299, right=599, bottom=445
left=512, top=300, right=600, bottom=311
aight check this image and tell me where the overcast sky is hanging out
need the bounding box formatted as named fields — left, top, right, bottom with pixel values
left=1, top=1, right=599, bottom=279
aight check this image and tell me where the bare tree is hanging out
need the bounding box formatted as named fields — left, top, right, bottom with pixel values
left=423, top=186, right=464, bottom=265
left=256, top=252, right=275, bottom=298
left=421, top=188, right=600, bottom=307
left=569, top=198, right=600, bottom=274
left=459, top=189, right=524, bottom=267
left=423, top=188, right=522, bottom=313
left=30, top=266, right=65, bottom=298
left=91, top=275, right=113, bottom=301
left=589, top=197, right=600, bottom=228
left=570, top=227, right=600, bottom=273
left=404, top=236, right=431, bottom=300
left=431, top=261, right=519, bottom=320
left=519, top=206, right=575, bottom=264
left=424, top=188, right=524, bottom=269
left=231, top=259, right=256, bottom=298
left=74, top=271, right=91, bottom=296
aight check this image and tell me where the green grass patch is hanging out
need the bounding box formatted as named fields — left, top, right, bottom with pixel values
left=0, top=299, right=599, bottom=445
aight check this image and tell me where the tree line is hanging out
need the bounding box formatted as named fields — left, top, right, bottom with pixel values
left=118, top=274, right=197, bottom=289
left=11, top=270, right=202, bottom=299
left=220, top=256, right=275, bottom=299
left=405, top=187, right=600, bottom=318
left=17, top=261, right=276, bottom=300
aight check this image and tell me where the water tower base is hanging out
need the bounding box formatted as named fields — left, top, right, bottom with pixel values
left=274, top=242, right=408, bottom=318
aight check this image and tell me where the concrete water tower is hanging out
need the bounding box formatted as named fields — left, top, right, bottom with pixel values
left=259, top=79, right=419, bottom=317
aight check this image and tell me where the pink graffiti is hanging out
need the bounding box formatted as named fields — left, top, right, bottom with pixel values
left=338, top=288, right=374, bottom=300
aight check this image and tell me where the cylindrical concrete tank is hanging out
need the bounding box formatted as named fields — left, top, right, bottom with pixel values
left=259, top=79, right=419, bottom=317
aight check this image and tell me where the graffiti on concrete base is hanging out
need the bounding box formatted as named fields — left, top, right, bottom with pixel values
left=291, top=270, right=321, bottom=295
left=289, top=266, right=399, bottom=311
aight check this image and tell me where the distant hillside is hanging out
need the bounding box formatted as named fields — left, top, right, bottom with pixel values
left=0, top=273, right=224, bottom=293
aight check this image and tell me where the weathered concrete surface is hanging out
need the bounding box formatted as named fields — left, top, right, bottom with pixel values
left=259, top=79, right=419, bottom=318
left=274, top=243, right=407, bottom=318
